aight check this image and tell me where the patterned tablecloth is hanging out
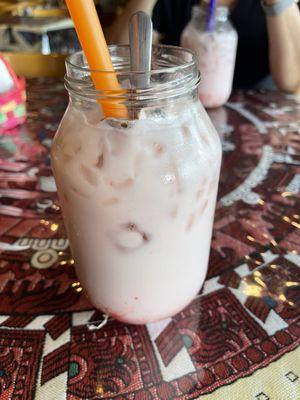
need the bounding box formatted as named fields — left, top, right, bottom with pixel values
left=0, top=80, right=299, bottom=400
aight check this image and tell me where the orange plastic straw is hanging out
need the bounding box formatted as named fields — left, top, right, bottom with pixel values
left=65, top=0, right=127, bottom=118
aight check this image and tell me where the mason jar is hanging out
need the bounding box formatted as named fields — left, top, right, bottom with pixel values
left=51, top=45, right=222, bottom=324
left=181, top=5, right=238, bottom=108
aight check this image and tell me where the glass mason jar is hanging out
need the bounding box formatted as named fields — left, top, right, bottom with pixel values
left=181, top=5, right=238, bottom=108
left=51, top=45, right=222, bottom=324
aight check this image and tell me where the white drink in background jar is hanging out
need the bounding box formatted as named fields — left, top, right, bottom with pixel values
left=51, top=46, right=222, bottom=324
left=181, top=6, right=238, bottom=108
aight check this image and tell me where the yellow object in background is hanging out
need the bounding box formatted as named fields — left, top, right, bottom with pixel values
left=1, top=52, right=66, bottom=78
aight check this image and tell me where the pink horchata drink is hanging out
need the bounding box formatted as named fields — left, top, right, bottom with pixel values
left=51, top=46, right=222, bottom=324
left=181, top=5, right=238, bottom=108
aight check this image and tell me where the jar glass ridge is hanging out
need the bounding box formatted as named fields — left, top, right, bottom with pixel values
left=64, top=45, right=201, bottom=110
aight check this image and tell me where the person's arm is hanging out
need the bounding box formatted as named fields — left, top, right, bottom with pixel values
left=105, top=0, right=158, bottom=44
left=264, top=1, right=300, bottom=94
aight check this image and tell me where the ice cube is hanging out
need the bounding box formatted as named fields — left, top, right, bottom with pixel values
left=114, top=223, right=151, bottom=251
left=80, top=165, right=98, bottom=187
left=104, top=177, right=134, bottom=189
left=186, top=212, right=196, bottom=231
left=198, top=199, right=208, bottom=217
left=95, top=154, right=104, bottom=169
left=71, top=185, right=88, bottom=199
left=152, top=143, right=165, bottom=157
left=101, top=197, right=119, bottom=205
left=169, top=205, right=178, bottom=218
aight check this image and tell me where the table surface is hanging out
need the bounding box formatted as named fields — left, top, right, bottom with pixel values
left=0, top=80, right=299, bottom=400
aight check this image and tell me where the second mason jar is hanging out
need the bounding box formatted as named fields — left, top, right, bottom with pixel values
left=51, top=45, right=222, bottom=324
left=181, top=5, right=238, bottom=108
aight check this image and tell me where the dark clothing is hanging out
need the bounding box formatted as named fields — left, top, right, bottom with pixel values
left=231, top=1, right=269, bottom=88
left=152, top=0, right=199, bottom=46
left=152, top=0, right=271, bottom=88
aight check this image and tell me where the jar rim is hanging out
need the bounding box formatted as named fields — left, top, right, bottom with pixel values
left=65, top=44, right=197, bottom=77
left=65, top=44, right=200, bottom=104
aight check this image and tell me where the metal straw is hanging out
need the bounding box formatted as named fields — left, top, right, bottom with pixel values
left=129, top=11, right=153, bottom=89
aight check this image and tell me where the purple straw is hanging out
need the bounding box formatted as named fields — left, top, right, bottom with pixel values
left=205, top=0, right=217, bottom=32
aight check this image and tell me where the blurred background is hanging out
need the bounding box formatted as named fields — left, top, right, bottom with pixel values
left=0, top=0, right=126, bottom=54
left=0, top=0, right=125, bottom=77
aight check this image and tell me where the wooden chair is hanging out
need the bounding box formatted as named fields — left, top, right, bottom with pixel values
left=0, top=51, right=66, bottom=78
